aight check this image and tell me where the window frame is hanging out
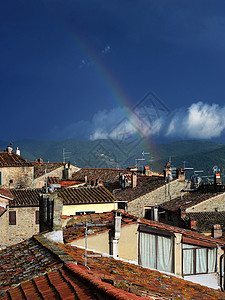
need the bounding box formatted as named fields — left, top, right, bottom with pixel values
left=182, top=244, right=217, bottom=276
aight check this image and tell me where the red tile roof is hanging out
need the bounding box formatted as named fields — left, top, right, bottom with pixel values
left=72, top=168, right=129, bottom=183
left=0, top=151, right=33, bottom=167
left=33, top=162, right=64, bottom=179
left=0, top=206, right=6, bottom=216
left=159, top=190, right=225, bottom=211
left=0, top=234, right=224, bottom=299
left=9, top=186, right=117, bottom=207
left=0, top=188, right=14, bottom=200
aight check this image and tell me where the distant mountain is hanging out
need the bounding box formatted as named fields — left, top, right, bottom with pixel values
left=4, top=139, right=225, bottom=177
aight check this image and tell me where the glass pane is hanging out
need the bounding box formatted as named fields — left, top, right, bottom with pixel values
left=196, top=248, right=207, bottom=273
left=183, top=249, right=194, bottom=275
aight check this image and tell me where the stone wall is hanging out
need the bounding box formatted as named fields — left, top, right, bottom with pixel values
left=186, top=192, right=225, bottom=213
left=0, top=206, right=39, bottom=248
left=127, top=179, right=189, bottom=218
left=0, top=166, right=34, bottom=189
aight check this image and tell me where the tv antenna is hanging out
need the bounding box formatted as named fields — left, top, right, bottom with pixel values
left=62, top=148, right=71, bottom=163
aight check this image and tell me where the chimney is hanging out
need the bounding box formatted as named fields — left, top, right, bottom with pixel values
left=212, top=224, right=222, bottom=238
left=163, top=162, right=172, bottom=182
left=6, top=143, right=13, bottom=154
left=37, top=158, right=43, bottom=163
left=110, top=210, right=122, bottom=258
left=144, top=165, right=151, bottom=176
left=131, top=172, right=137, bottom=188
left=176, top=168, right=185, bottom=181
left=15, top=147, right=20, bottom=156
left=63, top=162, right=72, bottom=180
left=214, top=173, right=221, bottom=185
left=39, top=192, right=63, bottom=243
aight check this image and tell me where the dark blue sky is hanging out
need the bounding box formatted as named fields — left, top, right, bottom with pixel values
left=1, top=0, right=225, bottom=142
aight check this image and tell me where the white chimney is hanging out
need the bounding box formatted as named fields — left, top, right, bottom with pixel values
left=112, top=210, right=122, bottom=258
left=15, top=147, right=20, bottom=156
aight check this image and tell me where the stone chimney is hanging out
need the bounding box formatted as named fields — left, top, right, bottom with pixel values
left=37, top=158, right=43, bottom=163
left=176, top=168, right=185, bottom=181
left=144, top=165, right=151, bottom=176
left=39, top=192, right=63, bottom=243
left=110, top=210, right=122, bottom=258
left=131, top=172, right=137, bottom=188
left=212, top=224, right=222, bottom=238
left=63, top=162, right=72, bottom=180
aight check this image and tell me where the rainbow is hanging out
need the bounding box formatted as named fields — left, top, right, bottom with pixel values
left=41, top=2, right=163, bottom=171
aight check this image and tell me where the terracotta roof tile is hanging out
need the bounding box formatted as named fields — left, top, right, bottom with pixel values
left=9, top=186, right=116, bottom=207
left=0, top=151, right=33, bottom=167
left=0, top=188, right=14, bottom=200
left=72, top=168, right=129, bottom=184
left=1, top=233, right=224, bottom=299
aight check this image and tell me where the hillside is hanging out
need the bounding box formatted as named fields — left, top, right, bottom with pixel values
left=2, top=139, right=225, bottom=179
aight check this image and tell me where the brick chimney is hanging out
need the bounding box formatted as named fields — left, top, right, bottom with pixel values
left=212, top=224, right=222, bottom=238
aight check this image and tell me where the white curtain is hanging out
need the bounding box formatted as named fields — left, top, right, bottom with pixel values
left=196, top=248, right=207, bottom=273
left=140, top=232, right=156, bottom=269
left=208, top=248, right=216, bottom=273
left=183, top=249, right=194, bottom=275
left=157, top=235, right=173, bottom=272
left=139, top=232, right=173, bottom=272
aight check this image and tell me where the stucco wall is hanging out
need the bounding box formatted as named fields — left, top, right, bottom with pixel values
left=0, top=209, right=9, bottom=249
left=62, top=203, right=117, bottom=215
left=127, top=179, right=189, bottom=218
left=0, top=166, right=34, bottom=189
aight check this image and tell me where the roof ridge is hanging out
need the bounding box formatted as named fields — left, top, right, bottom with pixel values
left=33, top=234, right=75, bottom=264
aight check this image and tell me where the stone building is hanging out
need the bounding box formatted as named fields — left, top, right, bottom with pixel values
left=0, top=145, right=34, bottom=189
left=158, top=183, right=225, bottom=232
left=0, top=185, right=119, bottom=248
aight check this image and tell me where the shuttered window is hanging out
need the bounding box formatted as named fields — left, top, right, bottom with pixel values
left=9, top=211, right=16, bottom=225
left=0, top=171, right=2, bottom=186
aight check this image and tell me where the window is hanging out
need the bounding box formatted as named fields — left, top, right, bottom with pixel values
left=9, top=211, right=16, bottom=225
left=182, top=243, right=216, bottom=275
left=139, top=232, right=174, bottom=273
left=35, top=210, right=39, bottom=224
left=0, top=171, right=2, bottom=186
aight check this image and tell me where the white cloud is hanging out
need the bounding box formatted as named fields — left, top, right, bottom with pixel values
left=166, top=102, right=225, bottom=139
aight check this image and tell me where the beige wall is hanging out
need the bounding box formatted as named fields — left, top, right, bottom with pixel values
left=0, top=209, right=9, bottom=249
left=62, top=203, right=118, bottom=216
left=186, top=193, right=225, bottom=213
left=127, top=179, right=189, bottom=218
left=70, top=223, right=138, bottom=262
left=0, top=166, right=34, bottom=189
